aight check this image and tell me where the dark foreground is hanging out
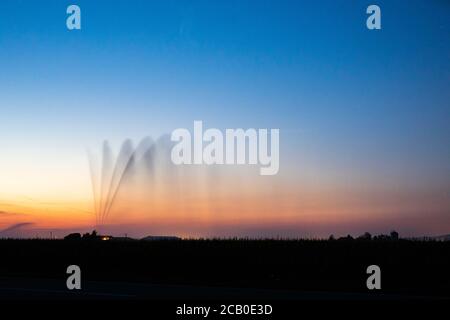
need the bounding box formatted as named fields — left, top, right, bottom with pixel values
left=0, top=239, right=449, bottom=300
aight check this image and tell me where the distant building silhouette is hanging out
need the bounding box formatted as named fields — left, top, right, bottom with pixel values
left=64, top=230, right=112, bottom=241
left=64, top=233, right=81, bottom=240
left=141, top=235, right=181, bottom=241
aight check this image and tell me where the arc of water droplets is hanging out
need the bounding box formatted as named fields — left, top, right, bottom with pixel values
left=87, top=137, right=156, bottom=227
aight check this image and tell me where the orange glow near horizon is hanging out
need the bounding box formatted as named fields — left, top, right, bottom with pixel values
left=1, top=171, right=449, bottom=238
left=0, top=146, right=449, bottom=238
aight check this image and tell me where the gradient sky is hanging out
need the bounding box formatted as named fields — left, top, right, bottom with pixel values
left=0, top=0, right=449, bottom=238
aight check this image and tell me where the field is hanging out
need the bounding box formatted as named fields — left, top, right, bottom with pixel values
left=0, top=239, right=449, bottom=299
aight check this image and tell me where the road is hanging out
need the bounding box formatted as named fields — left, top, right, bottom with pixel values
left=0, top=277, right=442, bottom=300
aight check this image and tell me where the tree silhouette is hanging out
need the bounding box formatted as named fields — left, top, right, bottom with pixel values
left=390, top=230, right=399, bottom=240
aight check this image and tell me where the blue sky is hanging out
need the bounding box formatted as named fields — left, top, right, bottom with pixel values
left=1, top=1, right=448, bottom=134
left=0, top=1, right=449, bottom=236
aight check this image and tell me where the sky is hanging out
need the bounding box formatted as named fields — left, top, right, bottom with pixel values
left=0, top=0, right=449, bottom=238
